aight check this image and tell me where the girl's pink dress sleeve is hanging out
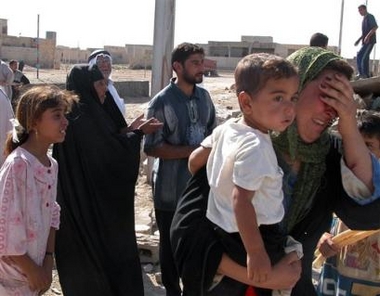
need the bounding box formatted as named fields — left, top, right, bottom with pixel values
left=0, top=158, right=29, bottom=256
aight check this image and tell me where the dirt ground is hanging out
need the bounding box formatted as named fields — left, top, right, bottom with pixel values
left=25, top=65, right=237, bottom=295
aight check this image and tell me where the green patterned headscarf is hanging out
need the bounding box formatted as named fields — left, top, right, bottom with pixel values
left=272, top=47, right=345, bottom=232
left=287, top=46, right=342, bottom=91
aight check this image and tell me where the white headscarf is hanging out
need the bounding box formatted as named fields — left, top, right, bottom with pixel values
left=88, top=53, right=125, bottom=116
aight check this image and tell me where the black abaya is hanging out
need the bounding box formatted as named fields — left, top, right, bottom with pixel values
left=53, top=65, right=144, bottom=295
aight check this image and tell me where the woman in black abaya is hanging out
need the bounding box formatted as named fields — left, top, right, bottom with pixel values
left=53, top=64, right=161, bottom=296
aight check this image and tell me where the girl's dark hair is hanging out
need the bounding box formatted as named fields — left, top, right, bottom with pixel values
left=4, top=85, right=78, bottom=156
left=234, top=53, right=299, bottom=96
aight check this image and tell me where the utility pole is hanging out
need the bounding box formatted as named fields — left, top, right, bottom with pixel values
left=338, top=0, right=344, bottom=55
left=147, top=0, right=176, bottom=184
left=37, top=14, right=40, bottom=79
left=151, top=0, right=175, bottom=98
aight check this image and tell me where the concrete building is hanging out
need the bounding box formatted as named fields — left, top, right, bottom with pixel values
left=0, top=18, right=57, bottom=68
left=200, top=36, right=339, bottom=70
left=125, top=44, right=153, bottom=69
left=2, top=17, right=364, bottom=74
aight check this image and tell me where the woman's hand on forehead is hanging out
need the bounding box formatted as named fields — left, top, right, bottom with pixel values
left=319, top=72, right=356, bottom=122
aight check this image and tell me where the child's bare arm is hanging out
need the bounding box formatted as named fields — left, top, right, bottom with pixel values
left=188, top=146, right=211, bottom=175
left=4, top=228, right=56, bottom=294
left=39, top=227, right=57, bottom=294
left=218, top=253, right=301, bottom=290
left=7, top=254, right=50, bottom=293
left=44, top=227, right=56, bottom=259
left=232, top=185, right=271, bottom=283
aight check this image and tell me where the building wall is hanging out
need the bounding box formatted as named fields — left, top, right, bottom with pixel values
left=53, top=45, right=151, bottom=68
left=0, top=18, right=56, bottom=69
left=125, top=44, right=153, bottom=68
left=104, top=45, right=128, bottom=64
left=0, top=35, right=56, bottom=68
left=202, top=37, right=341, bottom=71
left=1, top=46, right=38, bottom=65
left=55, top=46, right=90, bottom=67
left=241, top=36, right=273, bottom=43
left=0, top=18, right=370, bottom=74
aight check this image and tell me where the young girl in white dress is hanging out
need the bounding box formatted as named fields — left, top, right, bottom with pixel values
left=0, top=85, right=77, bottom=295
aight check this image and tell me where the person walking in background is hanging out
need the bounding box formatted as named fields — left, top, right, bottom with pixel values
left=88, top=49, right=126, bottom=116
left=196, top=53, right=302, bottom=296
left=18, top=60, right=25, bottom=72
left=9, top=59, right=30, bottom=105
left=354, top=4, right=378, bottom=79
left=0, top=88, right=14, bottom=166
left=0, top=59, right=14, bottom=100
left=316, top=110, right=380, bottom=295
left=144, top=42, right=217, bottom=296
left=53, top=64, right=162, bottom=296
left=0, top=85, right=77, bottom=295
left=309, top=32, right=329, bottom=48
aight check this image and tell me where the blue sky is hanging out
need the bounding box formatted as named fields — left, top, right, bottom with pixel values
left=1, top=0, right=379, bottom=59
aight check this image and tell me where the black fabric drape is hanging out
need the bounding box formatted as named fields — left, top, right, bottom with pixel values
left=53, top=65, right=144, bottom=296
left=170, top=166, right=228, bottom=296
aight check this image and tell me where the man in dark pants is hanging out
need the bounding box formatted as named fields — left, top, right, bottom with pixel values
left=144, top=43, right=216, bottom=296
left=9, top=60, right=30, bottom=107
left=354, top=4, right=378, bottom=79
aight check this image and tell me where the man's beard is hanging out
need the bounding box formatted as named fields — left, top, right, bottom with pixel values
left=183, top=71, right=203, bottom=85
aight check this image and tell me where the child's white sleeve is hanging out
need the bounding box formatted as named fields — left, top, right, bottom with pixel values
left=201, top=134, right=213, bottom=148
left=341, top=154, right=380, bottom=204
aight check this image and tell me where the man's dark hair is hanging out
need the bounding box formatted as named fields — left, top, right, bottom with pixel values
left=310, top=33, right=329, bottom=48
left=171, top=43, right=204, bottom=67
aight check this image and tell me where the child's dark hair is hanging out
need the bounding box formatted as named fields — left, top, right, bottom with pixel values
left=357, top=110, right=380, bottom=139
left=4, top=85, right=78, bottom=156
left=234, top=53, right=299, bottom=97
left=171, top=43, right=204, bottom=69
